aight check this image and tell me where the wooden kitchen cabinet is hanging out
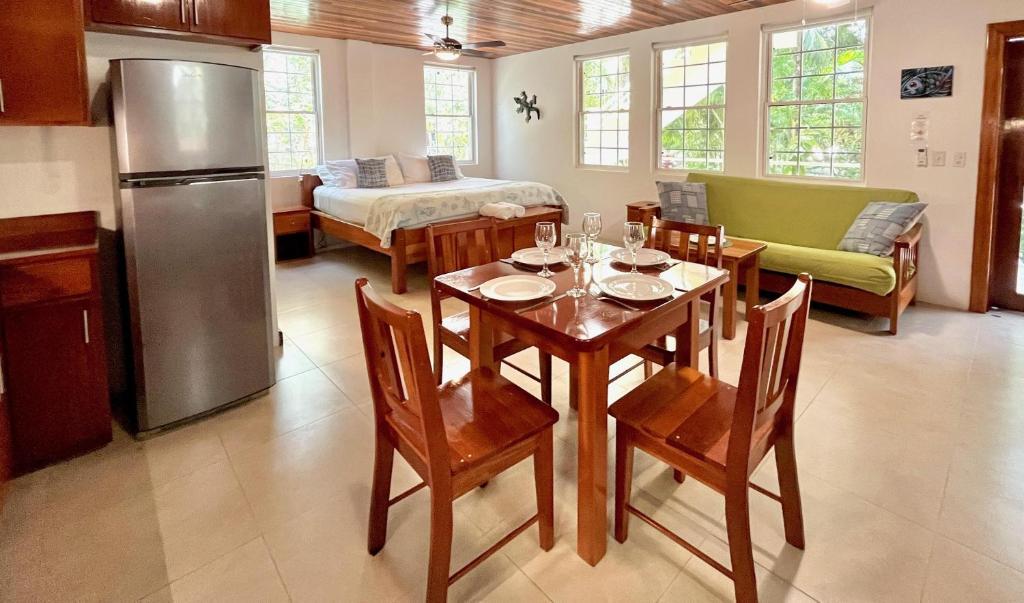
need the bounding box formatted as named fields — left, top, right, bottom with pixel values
left=0, top=212, right=112, bottom=475
left=0, top=0, right=90, bottom=126
left=85, top=0, right=271, bottom=46
left=88, top=0, right=190, bottom=32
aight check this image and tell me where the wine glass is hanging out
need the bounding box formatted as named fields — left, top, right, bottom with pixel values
left=623, top=221, right=646, bottom=274
left=582, top=212, right=602, bottom=264
left=535, top=222, right=557, bottom=278
left=564, top=233, right=589, bottom=297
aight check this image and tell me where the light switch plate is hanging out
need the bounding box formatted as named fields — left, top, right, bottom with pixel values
left=917, top=148, right=929, bottom=168
left=953, top=152, right=967, bottom=168
left=932, top=151, right=947, bottom=167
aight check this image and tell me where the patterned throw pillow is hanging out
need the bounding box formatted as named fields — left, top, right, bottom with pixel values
left=838, top=202, right=928, bottom=256
left=656, top=181, right=709, bottom=225
left=427, top=155, right=459, bottom=182
left=355, top=158, right=389, bottom=188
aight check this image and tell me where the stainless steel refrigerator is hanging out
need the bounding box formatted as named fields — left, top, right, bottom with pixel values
left=111, top=59, right=275, bottom=433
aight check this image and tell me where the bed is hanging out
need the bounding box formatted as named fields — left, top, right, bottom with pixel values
left=300, top=175, right=568, bottom=293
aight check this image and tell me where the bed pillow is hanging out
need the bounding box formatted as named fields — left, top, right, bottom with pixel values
left=838, top=201, right=928, bottom=256
left=428, top=155, right=459, bottom=182
left=315, top=159, right=357, bottom=188
left=656, top=181, right=709, bottom=225
left=374, top=154, right=406, bottom=186
left=397, top=153, right=431, bottom=183
left=355, top=158, right=390, bottom=188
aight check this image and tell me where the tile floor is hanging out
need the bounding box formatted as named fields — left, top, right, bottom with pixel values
left=3, top=246, right=1024, bottom=602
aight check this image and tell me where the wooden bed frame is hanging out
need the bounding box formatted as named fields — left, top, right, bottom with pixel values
left=626, top=200, right=921, bottom=335
left=300, top=174, right=564, bottom=293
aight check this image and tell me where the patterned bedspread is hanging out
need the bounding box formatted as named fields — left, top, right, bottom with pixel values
left=362, top=180, right=569, bottom=248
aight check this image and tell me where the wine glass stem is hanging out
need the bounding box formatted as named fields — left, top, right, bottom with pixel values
left=543, top=250, right=549, bottom=275
left=631, top=250, right=638, bottom=273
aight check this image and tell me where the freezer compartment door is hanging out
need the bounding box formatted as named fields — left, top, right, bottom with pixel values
left=122, top=178, right=274, bottom=431
left=112, top=59, right=263, bottom=175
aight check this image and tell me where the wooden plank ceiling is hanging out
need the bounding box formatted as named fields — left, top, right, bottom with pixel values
left=270, top=0, right=794, bottom=57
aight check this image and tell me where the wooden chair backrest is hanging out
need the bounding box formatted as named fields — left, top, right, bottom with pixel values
left=729, top=274, right=813, bottom=472
left=355, top=278, right=450, bottom=480
left=650, top=218, right=725, bottom=269
left=426, top=218, right=501, bottom=282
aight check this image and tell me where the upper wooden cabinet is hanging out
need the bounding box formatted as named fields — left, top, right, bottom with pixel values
left=85, top=0, right=272, bottom=46
left=0, top=0, right=90, bottom=126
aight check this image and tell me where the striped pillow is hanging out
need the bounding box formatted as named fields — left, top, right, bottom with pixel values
left=427, top=155, right=459, bottom=182
left=355, top=158, right=389, bottom=188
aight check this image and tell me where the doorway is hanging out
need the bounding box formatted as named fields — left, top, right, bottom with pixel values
left=970, top=20, right=1024, bottom=312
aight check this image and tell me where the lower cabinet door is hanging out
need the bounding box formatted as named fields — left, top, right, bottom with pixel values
left=3, top=298, right=111, bottom=473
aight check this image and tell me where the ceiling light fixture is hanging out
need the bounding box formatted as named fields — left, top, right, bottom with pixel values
left=434, top=46, right=462, bottom=61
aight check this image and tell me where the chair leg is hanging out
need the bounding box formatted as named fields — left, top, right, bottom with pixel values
left=368, top=438, right=394, bottom=555
left=426, top=493, right=454, bottom=603
left=643, top=360, right=654, bottom=379
left=539, top=351, right=553, bottom=405
left=433, top=335, right=444, bottom=385
left=707, top=330, right=719, bottom=379
left=725, top=484, right=758, bottom=603
left=673, top=469, right=686, bottom=483
left=534, top=429, right=555, bottom=550
left=774, top=434, right=806, bottom=549
left=614, top=431, right=635, bottom=543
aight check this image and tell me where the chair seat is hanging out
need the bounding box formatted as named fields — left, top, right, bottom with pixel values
left=437, top=367, right=559, bottom=474
left=440, top=311, right=528, bottom=359
left=609, top=363, right=769, bottom=470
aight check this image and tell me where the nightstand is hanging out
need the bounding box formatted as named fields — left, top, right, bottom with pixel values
left=272, top=206, right=314, bottom=261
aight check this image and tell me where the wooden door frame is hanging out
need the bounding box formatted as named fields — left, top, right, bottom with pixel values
left=970, top=20, right=1024, bottom=312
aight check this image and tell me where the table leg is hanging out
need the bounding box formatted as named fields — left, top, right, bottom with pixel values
left=468, top=306, right=497, bottom=371
left=675, top=299, right=700, bottom=369
left=576, top=346, right=610, bottom=565
left=723, top=258, right=739, bottom=341
left=745, top=255, right=761, bottom=319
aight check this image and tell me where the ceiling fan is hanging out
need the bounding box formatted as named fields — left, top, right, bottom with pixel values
left=423, top=4, right=506, bottom=61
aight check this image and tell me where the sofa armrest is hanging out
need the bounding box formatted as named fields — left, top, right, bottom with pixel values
left=892, top=222, right=923, bottom=286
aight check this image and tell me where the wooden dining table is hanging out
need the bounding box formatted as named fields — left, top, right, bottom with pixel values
left=435, top=243, right=729, bottom=565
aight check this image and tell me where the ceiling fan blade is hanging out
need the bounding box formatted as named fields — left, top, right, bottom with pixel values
left=424, top=32, right=443, bottom=42
left=459, top=48, right=492, bottom=58
left=461, top=40, right=506, bottom=49
left=422, top=51, right=436, bottom=56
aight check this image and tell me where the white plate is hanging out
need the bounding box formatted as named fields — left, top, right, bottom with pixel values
left=597, top=274, right=675, bottom=301
left=689, top=233, right=728, bottom=245
left=609, top=248, right=671, bottom=267
left=480, top=275, right=557, bottom=302
left=511, top=247, right=567, bottom=266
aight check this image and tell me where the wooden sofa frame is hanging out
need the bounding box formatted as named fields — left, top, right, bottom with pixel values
left=300, top=174, right=563, bottom=294
left=626, top=200, right=922, bottom=335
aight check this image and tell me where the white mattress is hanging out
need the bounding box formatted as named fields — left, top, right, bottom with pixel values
left=312, top=177, right=515, bottom=225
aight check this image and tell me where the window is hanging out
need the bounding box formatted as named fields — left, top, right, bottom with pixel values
left=765, top=18, right=869, bottom=180
left=424, top=65, right=476, bottom=162
left=578, top=52, right=630, bottom=168
left=263, top=47, right=323, bottom=174
left=656, top=40, right=727, bottom=172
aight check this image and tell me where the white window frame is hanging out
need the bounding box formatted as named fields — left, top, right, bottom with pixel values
left=575, top=49, right=631, bottom=171
left=653, top=36, right=728, bottom=174
left=761, top=13, right=872, bottom=183
left=261, top=46, right=325, bottom=177
left=423, top=63, right=478, bottom=165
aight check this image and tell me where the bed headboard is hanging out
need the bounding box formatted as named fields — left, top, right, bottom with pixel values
left=300, top=174, right=322, bottom=209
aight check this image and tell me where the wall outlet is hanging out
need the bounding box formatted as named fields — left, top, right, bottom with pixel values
left=953, top=152, right=967, bottom=168
left=917, top=148, right=929, bottom=168
left=932, top=151, right=947, bottom=167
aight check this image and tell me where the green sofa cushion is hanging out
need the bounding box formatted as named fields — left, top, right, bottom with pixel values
left=685, top=173, right=919, bottom=250
left=760, top=241, right=897, bottom=296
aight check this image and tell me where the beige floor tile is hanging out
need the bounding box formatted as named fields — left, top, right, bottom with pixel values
left=273, top=336, right=316, bottom=380
left=922, top=537, right=1024, bottom=602
left=214, top=368, right=354, bottom=456
left=142, top=538, right=289, bottom=603
left=320, top=352, right=377, bottom=402
left=141, top=420, right=228, bottom=488
left=290, top=323, right=367, bottom=366
left=154, top=460, right=260, bottom=581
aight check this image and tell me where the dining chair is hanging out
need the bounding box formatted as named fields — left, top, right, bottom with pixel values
left=640, top=217, right=726, bottom=378
left=426, top=218, right=553, bottom=403
left=609, top=274, right=812, bottom=603
left=356, top=278, right=558, bottom=602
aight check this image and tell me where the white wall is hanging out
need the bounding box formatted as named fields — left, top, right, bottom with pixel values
left=492, top=0, right=1024, bottom=310
left=268, top=35, right=495, bottom=208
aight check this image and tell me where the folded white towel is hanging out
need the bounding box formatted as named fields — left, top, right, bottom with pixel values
left=479, top=202, right=526, bottom=220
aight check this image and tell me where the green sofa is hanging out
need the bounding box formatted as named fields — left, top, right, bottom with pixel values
left=630, top=173, right=923, bottom=334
